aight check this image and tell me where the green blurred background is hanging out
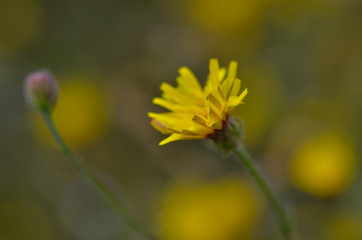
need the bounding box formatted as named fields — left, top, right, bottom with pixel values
left=1, top=0, right=362, bottom=239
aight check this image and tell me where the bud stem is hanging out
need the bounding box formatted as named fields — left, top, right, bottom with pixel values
left=233, top=145, right=291, bottom=240
left=41, top=110, right=158, bottom=240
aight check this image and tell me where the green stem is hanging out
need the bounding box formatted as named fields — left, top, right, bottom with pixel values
left=233, top=146, right=291, bottom=240
left=41, top=111, right=157, bottom=240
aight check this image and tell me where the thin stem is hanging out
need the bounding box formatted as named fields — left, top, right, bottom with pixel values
left=233, top=146, right=291, bottom=240
left=41, top=110, right=157, bottom=240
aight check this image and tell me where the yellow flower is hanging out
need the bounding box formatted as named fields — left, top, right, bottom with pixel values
left=186, top=0, right=266, bottom=33
left=155, top=177, right=263, bottom=240
left=289, top=131, right=356, bottom=198
left=148, top=59, right=248, bottom=145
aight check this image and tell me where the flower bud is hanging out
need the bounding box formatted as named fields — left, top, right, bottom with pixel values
left=205, top=116, right=244, bottom=157
left=24, top=70, right=58, bottom=112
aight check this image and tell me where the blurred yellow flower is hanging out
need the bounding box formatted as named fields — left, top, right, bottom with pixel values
left=32, top=76, right=109, bottom=148
left=289, top=131, right=356, bottom=198
left=186, top=0, right=266, bottom=33
left=148, top=59, right=247, bottom=145
left=156, top=177, right=262, bottom=240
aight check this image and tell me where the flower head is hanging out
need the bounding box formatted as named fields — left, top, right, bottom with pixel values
left=24, top=70, right=58, bottom=112
left=148, top=59, right=247, bottom=145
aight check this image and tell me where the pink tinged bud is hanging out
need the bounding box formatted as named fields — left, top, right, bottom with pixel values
left=24, top=70, right=58, bottom=112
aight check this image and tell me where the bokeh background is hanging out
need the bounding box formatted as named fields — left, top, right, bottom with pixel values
left=1, top=0, right=362, bottom=239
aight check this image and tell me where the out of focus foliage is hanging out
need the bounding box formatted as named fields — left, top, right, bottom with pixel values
left=1, top=0, right=361, bottom=239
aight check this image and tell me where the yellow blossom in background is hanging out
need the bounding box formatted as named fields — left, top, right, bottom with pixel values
left=156, top=177, right=263, bottom=240
left=32, top=76, right=109, bottom=149
left=148, top=58, right=247, bottom=145
left=186, top=0, right=266, bottom=33
left=289, top=131, right=356, bottom=198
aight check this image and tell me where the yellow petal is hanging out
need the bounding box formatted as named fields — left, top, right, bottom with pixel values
left=161, top=80, right=205, bottom=106
left=207, top=93, right=223, bottom=111
left=177, top=67, right=203, bottom=92
left=227, top=61, right=238, bottom=81
left=229, top=78, right=241, bottom=97
left=227, top=88, right=248, bottom=107
left=159, top=133, right=204, bottom=146
left=153, top=98, right=177, bottom=111
left=149, top=111, right=212, bottom=134
left=150, top=118, right=171, bottom=134
left=193, top=114, right=216, bottom=128
left=218, top=67, right=226, bottom=82
left=183, top=123, right=214, bottom=135
left=148, top=112, right=186, bottom=132
left=209, top=58, right=220, bottom=85
left=160, top=83, right=182, bottom=102
left=220, top=61, right=238, bottom=97
left=204, top=59, right=220, bottom=95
